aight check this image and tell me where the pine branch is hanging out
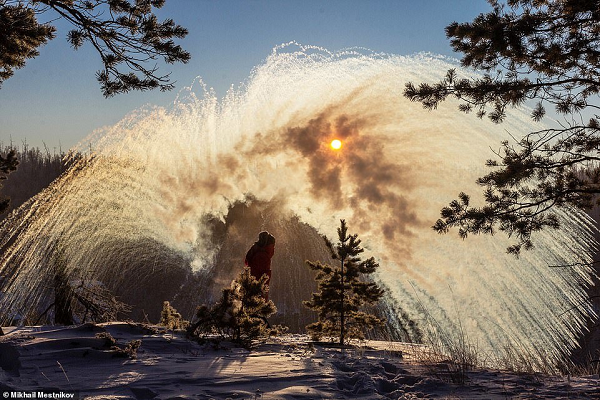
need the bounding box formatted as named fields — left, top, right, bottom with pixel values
left=0, top=0, right=189, bottom=96
left=405, top=0, right=600, bottom=254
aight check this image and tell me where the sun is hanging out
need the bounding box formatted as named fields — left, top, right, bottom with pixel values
left=330, top=139, right=342, bottom=150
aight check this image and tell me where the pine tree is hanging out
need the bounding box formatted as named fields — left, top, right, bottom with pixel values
left=188, top=267, right=277, bottom=344
left=304, top=219, right=384, bottom=345
left=0, top=149, right=18, bottom=215
left=159, top=301, right=188, bottom=330
left=1, top=0, right=190, bottom=96
left=404, top=0, right=600, bottom=254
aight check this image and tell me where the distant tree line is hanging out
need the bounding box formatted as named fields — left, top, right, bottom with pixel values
left=0, top=143, right=78, bottom=219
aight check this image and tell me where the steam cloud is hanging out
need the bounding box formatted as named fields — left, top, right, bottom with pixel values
left=0, top=45, right=596, bottom=369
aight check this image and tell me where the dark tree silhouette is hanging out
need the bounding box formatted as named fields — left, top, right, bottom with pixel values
left=42, top=247, right=131, bottom=325
left=405, top=0, right=600, bottom=254
left=0, top=0, right=190, bottom=96
left=53, top=259, right=74, bottom=325
left=304, top=219, right=384, bottom=345
left=0, top=149, right=18, bottom=215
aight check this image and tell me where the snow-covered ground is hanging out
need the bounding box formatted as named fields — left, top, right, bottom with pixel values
left=0, top=323, right=598, bottom=399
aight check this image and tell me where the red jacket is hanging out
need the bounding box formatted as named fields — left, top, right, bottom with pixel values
left=244, top=243, right=275, bottom=283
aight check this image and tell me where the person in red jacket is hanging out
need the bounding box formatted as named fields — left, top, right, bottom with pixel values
left=244, top=231, right=275, bottom=300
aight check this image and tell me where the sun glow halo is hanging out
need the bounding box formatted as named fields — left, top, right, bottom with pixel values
left=330, top=139, right=342, bottom=150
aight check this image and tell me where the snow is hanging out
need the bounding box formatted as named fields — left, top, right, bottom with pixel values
left=0, top=323, right=598, bottom=399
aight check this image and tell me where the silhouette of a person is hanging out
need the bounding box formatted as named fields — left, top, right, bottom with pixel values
left=244, top=231, right=275, bottom=300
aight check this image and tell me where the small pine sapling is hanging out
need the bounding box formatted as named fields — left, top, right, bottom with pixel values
left=304, top=219, right=384, bottom=345
left=188, top=267, right=277, bottom=345
left=159, top=301, right=189, bottom=330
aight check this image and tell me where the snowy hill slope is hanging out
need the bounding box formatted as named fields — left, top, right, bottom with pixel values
left=0, top=323, right=598, bottom=399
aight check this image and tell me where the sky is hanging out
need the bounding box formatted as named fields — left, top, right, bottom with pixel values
left=0, top=0, right=491, bottom=150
